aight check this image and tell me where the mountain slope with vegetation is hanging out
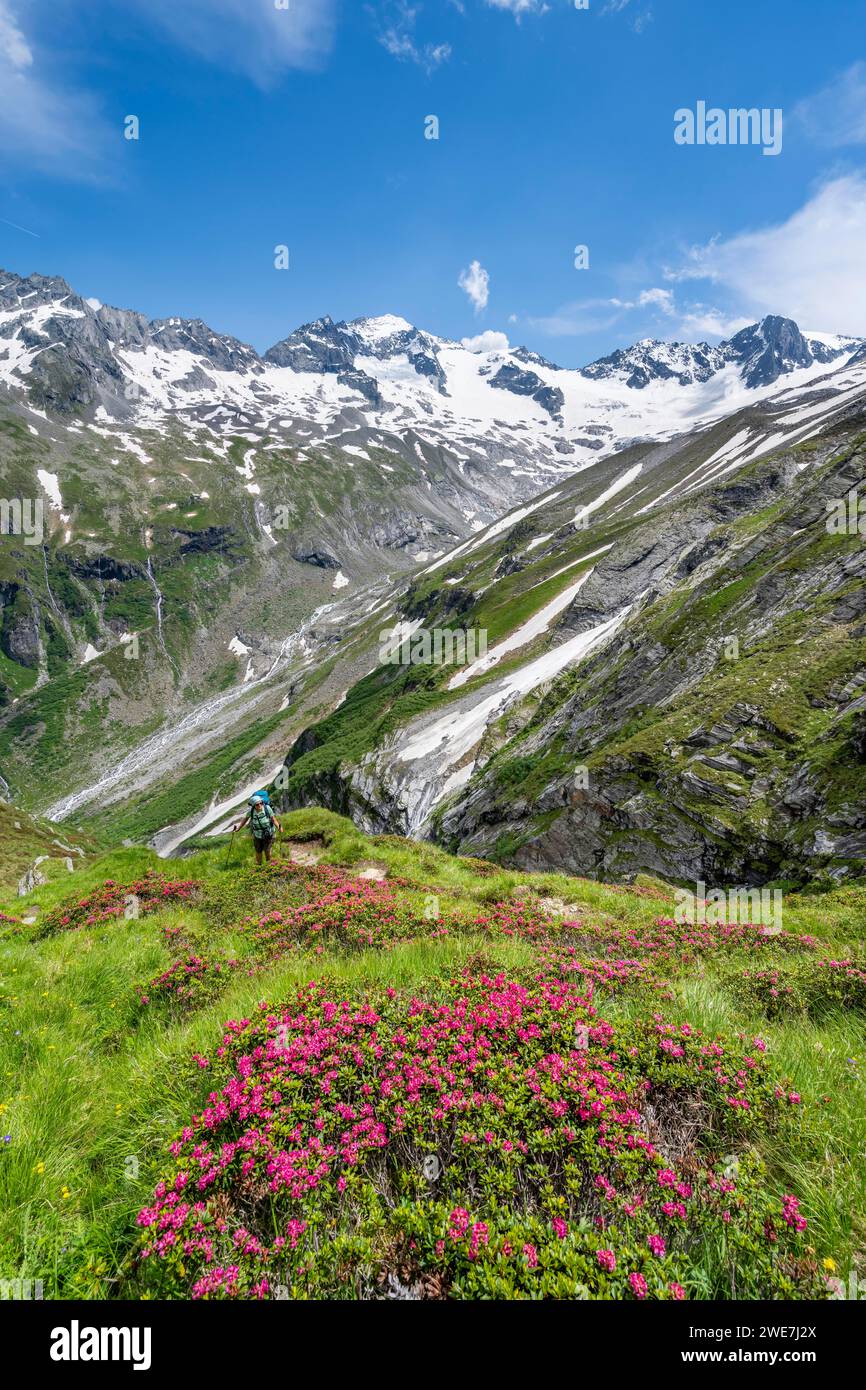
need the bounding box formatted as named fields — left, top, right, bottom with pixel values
left=2, top=267, right=865, bottom=842
left=0, top=801, right=95, bottom=897
left=276, top=376, right=866, bottom=887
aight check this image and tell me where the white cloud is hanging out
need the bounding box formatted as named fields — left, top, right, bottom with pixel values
left=379, top=30, right=414, bottom=60
left=794, top=62, right=866, bottom=148
left=601, top=0, right=652, bottom=30
left=380, top=31, right=451, bottom=70
left=665, top=175, right=866, bottom=335
left=609, top=287, right=675, bottom=315
left=676, top=306, right=753, bottom=340
left=0, top=0, right=30, bottom=67
left=529, top=298, right=624, bottom=337
left=531, top=287, right=753, bottom=343
left=485, top=0, right=549, bottom=15
left=0, top=0, right=110, bottom=179
left=636, top=287, right=675, bottom=315
left=425, top=42, right=452, bottom=67
left=376, top=1, right=452, bottom=72
left=130, top=0, right=336, bottom=84
left=462, top=330, right=509, bottom=352
left=541, top=286, right=675, bottom=335
left=458, top=259, right=490, bottom=313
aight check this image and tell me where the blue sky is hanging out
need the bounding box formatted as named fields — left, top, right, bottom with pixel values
left=1, top=0, right=866, bottom=366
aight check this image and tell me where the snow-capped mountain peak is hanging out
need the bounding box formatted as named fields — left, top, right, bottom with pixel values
left=2, top=269, right=866, bottom=524
left=350, top=313, right=416, bottom=344
left=580, top=314, right=858, bottom=393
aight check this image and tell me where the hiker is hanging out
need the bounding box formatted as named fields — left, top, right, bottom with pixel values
left=233, top=794, right=282, bottom=865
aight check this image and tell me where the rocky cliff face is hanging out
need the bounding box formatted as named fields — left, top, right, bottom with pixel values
left=436, top=445, right=866, bottom=885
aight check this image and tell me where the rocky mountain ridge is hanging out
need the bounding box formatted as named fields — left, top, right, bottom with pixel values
left=3, top=268, right=862, bottom=488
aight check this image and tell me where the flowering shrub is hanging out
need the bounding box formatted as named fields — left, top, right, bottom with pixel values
left=730, top=958, right=866, bottom=1020
left=471, top=901, right=557, bottom=943
left=249, top=871, right=438, bottom=959
left=579, top=916, right=819, bottom=964
left=37, top=873, right=197, bottom=937
left=199, top=860, right=333, bottom=928
left=470, top=907, right=819, bottom=970
left=136, top=954, right=236, bottom=1014
left=135, top=973, right=821, bottom=1301
left=538, top=943, right=673, bottom=1002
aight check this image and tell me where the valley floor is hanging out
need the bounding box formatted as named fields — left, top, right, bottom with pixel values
left=0, top=809, right=864, bottom=1300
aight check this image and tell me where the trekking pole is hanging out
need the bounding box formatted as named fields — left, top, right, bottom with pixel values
left=224, top=828, right=236, bottom=870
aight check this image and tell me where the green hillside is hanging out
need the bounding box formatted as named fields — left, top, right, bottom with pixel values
left=1, top=809, right=863, bottom=1300
left=0, top=801, right=96, bottom=897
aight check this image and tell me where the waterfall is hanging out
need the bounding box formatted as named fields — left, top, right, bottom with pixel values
left=146, top=555, right=176, bottom=663
left=145, top=558, right=164, bottom=644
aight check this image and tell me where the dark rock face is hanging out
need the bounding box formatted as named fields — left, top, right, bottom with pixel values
left=4, top=612, right=41, bottom=668
left=265, top=315, right=363, bottom=372
left=487, top=363, right=564, bottom=418
left=512, top=346, right=561, bottom=371
left=66, top=554, right=143, bottom=583
left=406, top=346, right=448, bottom=393
left=403, top=582, right=476, bottom=621
left=336, top=370, right=382, bottom=407
left=581, top=340, right=724, bottom=390
left=534, top=385, right=566, bottom=417
left=493, top=554, right=525, bottom=579
left=0, top=583, right=40, bottom=668
left=405, top=346, right=447, bottom=391
left=726, top=317, right=814, bottom=388
left=171, top=526, right=235, bottom=556
left=368, top=515, right=459, bottom=552
left=148, top=320, right=259, bottom=374
left=292, top=547, right=341, bottom=569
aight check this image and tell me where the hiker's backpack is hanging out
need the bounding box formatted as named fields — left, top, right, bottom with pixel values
left=250, top=802, right=275, bottom=839
left=253, top=789, right=271, bottom=805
